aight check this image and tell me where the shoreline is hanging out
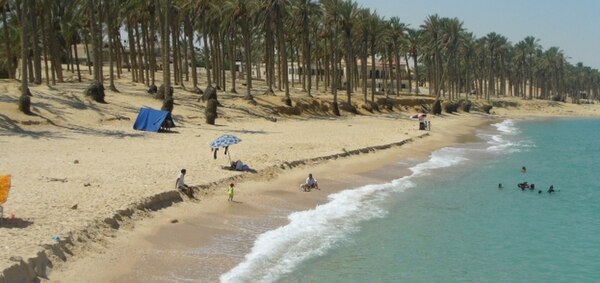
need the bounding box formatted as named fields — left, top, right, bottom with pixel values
left=4, top=81, right=600, bottom=282
left=43, top=115, right=495, bottom=282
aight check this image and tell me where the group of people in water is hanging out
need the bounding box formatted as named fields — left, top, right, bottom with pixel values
left=498, top=166, right=557, bottom=194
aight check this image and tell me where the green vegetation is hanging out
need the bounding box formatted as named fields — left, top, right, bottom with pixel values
left=1, top=0, right=598, bottom=115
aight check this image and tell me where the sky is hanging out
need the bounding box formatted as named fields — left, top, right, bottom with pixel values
left=355, top=0, right=600, bottom=70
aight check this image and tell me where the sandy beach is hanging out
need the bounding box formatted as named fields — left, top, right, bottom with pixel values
left=2, top=73, right=600, bottom=282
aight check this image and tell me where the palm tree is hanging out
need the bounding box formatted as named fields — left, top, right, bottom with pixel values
left=272, top=0, right=292, bottom=106
left=405, top=28, right=421, bottom=95
left=339, top=0, right=357, bottom=105
left=439, top=17, right=463, bottom=99
left=388, top=16, right=407, bottom=95
left=18, top=0, right=31, bottom=113
left=226, top=0, right=255, bottom=100
left=1, top=0, right=14, bottom=79
left=365, top=10, right=382, bottom=102
left=420, top=14, right=443, bottom=97
left=87, top=0, right=101, bottom=82
left=162, top=0, right=173, bottom=112
left=29, top=0, right=41, bottom=84
left=322, top=0, right=341, bottom=115
left=292, top=0, right=319, bottom=97
left=459, top=32, right=476, bottom=98
left=522, top=36, right=540, bottom=99
left=355, top=7, right=370, bottom=102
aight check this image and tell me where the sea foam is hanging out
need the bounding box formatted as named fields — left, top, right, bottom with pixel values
left=221, top=120, right=518, bottom=283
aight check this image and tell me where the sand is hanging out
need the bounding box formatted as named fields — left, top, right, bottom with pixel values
left=2, top=71, right=600, bottom=282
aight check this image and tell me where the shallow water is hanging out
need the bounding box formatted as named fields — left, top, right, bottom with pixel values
left=222, top=118, right=600, bottom=282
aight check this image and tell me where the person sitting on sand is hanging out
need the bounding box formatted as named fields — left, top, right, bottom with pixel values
left=176, top=169, right=194, bottom=199
left=231, top=160, right=251, bottom=171
left=228, top=183, right=235, bottom=202
left=548, top=185, right=555, bottom=194
left=306, top=173, right=319, bottom=190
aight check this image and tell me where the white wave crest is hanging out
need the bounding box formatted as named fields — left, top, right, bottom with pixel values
left=220, top=180, right=413, bottom=283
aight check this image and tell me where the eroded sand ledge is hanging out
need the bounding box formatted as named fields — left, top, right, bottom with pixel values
left=0, top=133, right=429, bottom=282
left=3, top=78, right=600, bottom=282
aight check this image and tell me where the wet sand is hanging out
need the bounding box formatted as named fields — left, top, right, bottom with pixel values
left=46, top=115, right=493, bottom=282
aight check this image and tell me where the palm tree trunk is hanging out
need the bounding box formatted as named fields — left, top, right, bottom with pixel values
left=331, top=17, right=339, bottom=115
left=46, top=6, right=56, bottom=85
left=362, top=51, right=367, bottom=103
left=18, top=0, right=31, bottom=113
left=182, top=30, right=189, bottom=82
left=83, top=34, right=92, bottom=75
left=229, top=32, right=236, bottom=93
left=162, top=0, right=172, bottom=111
left=202, top=16, right=211, bottom=87
left=29, top=0, right=41, bottom=84
left=126, top=18, right=137, bottom=82
left=108, top=31, right=117, bottom=91
left=74, top=43, right=82, bottom=82
left=171, top=17, right=179, bottom=86
left=404, top=53, right=411, bottom=93
left=89, top=0, right=99, bottom=81
left=370, top=46, right=376, bottom=102
left=40, top=8, right=50, bottom=85
left=242, top=20, right=253, bottom=99
left=135, top=23, right=145, bottom=85
left=141, top=22, right=150, bottom=85
left=2, top=3, right=13, bottom=79
left=184, top=16, right=198, bottom=91
left=413, top=53, right=419, bottom=95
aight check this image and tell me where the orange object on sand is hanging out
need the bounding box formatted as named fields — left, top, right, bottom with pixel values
left=0, top=175, right=11, bottom=205
left=1, top=175, right=11, bottom=222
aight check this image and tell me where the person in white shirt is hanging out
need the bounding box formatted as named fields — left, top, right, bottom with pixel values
left=306, top=173, right=319, bottom=190
left=176, top=169, right=194, bottom=199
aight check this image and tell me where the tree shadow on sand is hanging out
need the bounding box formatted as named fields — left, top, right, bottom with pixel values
left=0, top=217, right=34, bottom=229
left=0, top=113, right=65, bottom=140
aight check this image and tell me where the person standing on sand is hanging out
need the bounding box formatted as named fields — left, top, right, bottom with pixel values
left=228, top=183, right=235, bottom=202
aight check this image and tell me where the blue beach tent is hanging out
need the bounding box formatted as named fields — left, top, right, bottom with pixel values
left=133, top=108, right=175, bottom=132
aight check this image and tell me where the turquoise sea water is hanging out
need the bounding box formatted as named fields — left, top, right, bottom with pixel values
left=221, top=119, right=600, bottom=283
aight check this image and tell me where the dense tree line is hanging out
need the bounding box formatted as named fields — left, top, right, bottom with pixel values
left=1, top=0, right=599, bottom=115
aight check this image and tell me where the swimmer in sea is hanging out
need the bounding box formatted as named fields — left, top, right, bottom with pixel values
left=548, top=185, right=555, bottom=194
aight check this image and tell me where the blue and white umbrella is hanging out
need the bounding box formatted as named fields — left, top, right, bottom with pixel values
left=210, top=134, right=242, bottom=162
left=210, top=134, right=241, bottom=149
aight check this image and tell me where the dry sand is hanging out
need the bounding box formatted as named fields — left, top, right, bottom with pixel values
left=2, top=71, right=600, bottom=282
